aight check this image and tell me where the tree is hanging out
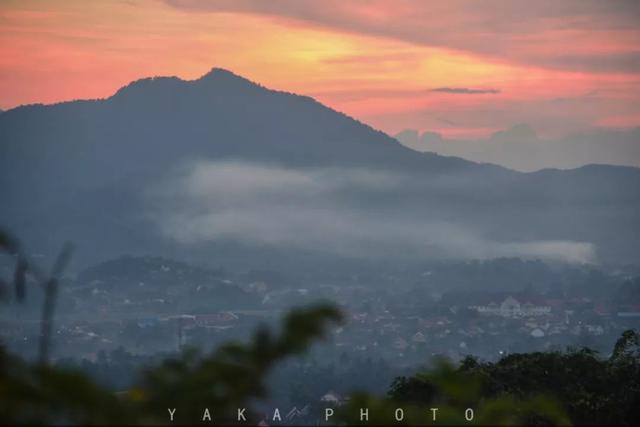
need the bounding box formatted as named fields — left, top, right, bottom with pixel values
left=381, top=331, right=640, bottom=426
left=0, top=304, right=343, bottom=424
left=340, top=358, right=569, bottom=426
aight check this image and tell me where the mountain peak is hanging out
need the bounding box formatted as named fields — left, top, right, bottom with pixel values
left=113, top=67, right=265, bottom=101
left=198, top=67, right=241, bottom=80
left=194, top=67, right=262, bottom=91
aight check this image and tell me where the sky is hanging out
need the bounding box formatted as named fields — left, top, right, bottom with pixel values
left=1, top=0, right=639, bottom=139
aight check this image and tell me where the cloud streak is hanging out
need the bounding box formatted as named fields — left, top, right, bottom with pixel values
left=153, top=160, right=596, bottom=264
left=165, top=0, right=640, bottom=74
left=430, top=87, right=500, bottom=95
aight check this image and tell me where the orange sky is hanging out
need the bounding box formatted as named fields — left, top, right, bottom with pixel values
left=1, top=0, right=639, bottom=138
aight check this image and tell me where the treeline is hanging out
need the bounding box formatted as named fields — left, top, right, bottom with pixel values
left=386, top=330, right=640, bottom=425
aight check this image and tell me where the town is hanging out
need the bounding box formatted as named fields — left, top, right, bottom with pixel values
left=1, top=254, right=639, bottom=415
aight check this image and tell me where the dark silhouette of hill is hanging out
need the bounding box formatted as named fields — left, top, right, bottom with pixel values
left=0, top=68, right=638, bottom=267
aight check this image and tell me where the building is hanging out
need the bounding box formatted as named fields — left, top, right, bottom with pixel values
left=471, top=296, right=551, bottom=318
left=194, top=312, right=239, bottom=327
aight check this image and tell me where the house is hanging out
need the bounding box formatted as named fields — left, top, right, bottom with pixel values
left=617, top=304, right=640, bottom=318
left=594, top=303, right=612, bottom=316
left=618, top=311, right=640, bottom=318
left=586, top=324, right=604, bottom=335
left=246, top=281, right=268, bottom=293
left=530, top=328, right=545, bottom=338
left=393, top=337, right=408, bottom=351
left=419, top=316, right=450, bottom=329
left=412, top=331, right=426, bottom=343
left=351, top=312, right=368, bottom=322
left=167, top=314, right=196, bottom=328
left=194, top=312, right=239, bottom=327
left=136, top=318, right=159, bottom=328
left=320, top=391, right=345, bottom=406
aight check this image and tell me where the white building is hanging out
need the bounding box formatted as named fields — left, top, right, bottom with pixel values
left=471, top=296, right=551, bottom=318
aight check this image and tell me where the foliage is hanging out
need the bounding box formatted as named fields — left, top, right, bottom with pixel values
left=339, top=358, right=569, bottom=426
left=0, top=348, right=134, bottom=425
left=383, top=330, right=640, bottom=426
left=0, top=304, right=343, bottom=424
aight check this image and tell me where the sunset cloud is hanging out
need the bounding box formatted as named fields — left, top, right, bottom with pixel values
left=430, top=87, right=500, bottom=95
left=165, top=0, right=640, bottom=73
left=0, top=0, right=639, bottom=140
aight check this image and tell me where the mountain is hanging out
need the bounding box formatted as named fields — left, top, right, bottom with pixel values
left=1, top=68, right=639, bottom=268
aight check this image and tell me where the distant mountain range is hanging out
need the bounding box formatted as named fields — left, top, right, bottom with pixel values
left=1, top=68, right=639, bottom=268
left=396, top=125, right=640, bottom=172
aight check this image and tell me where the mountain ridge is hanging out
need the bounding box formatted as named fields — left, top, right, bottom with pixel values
left=3, top=68, right=637, bottom=176
left=396, top=124, right=640, bottom=172
left=1, top=67, right=638, bottom=267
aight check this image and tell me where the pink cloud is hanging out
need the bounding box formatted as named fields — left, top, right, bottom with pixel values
left=165, top=0, right=640, bottom=74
